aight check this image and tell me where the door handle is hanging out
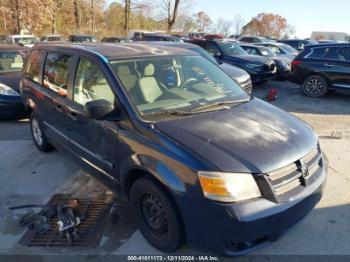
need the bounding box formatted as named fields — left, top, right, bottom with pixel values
left=67, top=111, right=78, bottom=121
left=55, top=104, right=64, bottom=113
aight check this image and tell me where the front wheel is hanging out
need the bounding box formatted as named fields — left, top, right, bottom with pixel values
left=302, top=75, right=328, bottom=97
left=30, top=113, right=54, bottom=152
left=131, top=177, right=185, bottom=252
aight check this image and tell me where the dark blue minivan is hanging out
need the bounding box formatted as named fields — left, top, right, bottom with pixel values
left=20, top=43, right=328, bottom=255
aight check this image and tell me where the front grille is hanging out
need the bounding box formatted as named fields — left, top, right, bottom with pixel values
left=239, top=78, right=252, bottom=94
left=264, top=147, right=323, bottom=202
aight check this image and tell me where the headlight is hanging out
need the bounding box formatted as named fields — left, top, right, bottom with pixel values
left=0, top=83, right=20, bottom=96
left=198, top=171, right=262, bottom=203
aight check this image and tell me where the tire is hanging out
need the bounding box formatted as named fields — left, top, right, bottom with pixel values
left=302, top=75, right=328, bottom=97
left=131, top=177, right=185, bottom=252
left=30, top=113, right=54, bottom=152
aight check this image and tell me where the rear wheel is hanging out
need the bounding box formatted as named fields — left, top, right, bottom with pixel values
left=131, top=177, right=185, bottom=252
left=30, top=113, right=54, bottom=152
left=302, top=75, right=328, bottom=97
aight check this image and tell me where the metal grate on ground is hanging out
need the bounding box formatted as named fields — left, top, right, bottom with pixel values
left=20, top=194, right=111, bottom=248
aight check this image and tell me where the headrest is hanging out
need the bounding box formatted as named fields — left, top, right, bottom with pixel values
left=144, top=64, right=155, bottom=76
left=117, top=65, right=131, bottom=76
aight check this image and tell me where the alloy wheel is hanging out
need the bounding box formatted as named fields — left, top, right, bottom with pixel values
left=305, top=77, right=324, bottom=95
left=31, top=118, right=43, bottom=146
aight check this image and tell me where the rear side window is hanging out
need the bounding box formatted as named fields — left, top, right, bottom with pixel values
left=43, top=52, right=73, bottom=96
left=24, top=50, right=42, bottom=83
left=307, top=47, right=328, bottom=59
left=307, top=47, right=348, bottom=61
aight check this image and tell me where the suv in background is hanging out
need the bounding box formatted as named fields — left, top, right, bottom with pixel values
left=101, top=37, right=130, bottom=43
left=40, top=35, right=62, bottom=42
left=139, top=33, right=181, bottom=42
left=68, top=35, right=97, bottom=43
left=239, top=36, right=268, bottom=44
left=278, top=39, right=318, bottom=52
left=191, top=39, right=277, bottom=83
left=6, top=35, right=38, bottom=48
left=290, top=43, right=350, bottom=97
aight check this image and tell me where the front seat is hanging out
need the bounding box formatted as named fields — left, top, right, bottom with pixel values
left=117, top=65, right=137, bottom=92
left=139, top=64, right=163, bottom=103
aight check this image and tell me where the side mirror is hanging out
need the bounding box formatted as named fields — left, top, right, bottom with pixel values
left=84, top=99, right=116, bottom=120
left=214, top=52, right=222, bottom=59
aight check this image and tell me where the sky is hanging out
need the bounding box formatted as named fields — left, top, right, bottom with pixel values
left=106, top=0, right=350, bottom=38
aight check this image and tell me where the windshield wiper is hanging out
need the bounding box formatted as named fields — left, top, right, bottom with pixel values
left=147, top=110, right=193, bottom=117
left=191, top=99, right=249, bottom=113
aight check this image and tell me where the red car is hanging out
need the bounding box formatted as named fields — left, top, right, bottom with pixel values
left=204, top=34, right=224, bottom=40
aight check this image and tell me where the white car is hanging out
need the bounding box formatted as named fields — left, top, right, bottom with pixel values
left=6, top=35, right=38, bottom=48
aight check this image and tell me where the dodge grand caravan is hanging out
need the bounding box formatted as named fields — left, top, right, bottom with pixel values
left=20, top=43, right=328, bottom=255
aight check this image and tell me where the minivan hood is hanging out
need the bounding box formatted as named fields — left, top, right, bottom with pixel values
left=156, top=98, right=317, bottom=173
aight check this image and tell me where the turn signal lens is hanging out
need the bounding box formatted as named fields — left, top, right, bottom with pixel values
left=198, top=172, right=262, bottom=203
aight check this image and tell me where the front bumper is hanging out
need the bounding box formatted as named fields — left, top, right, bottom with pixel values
left=276, top=68, right=291, bottom=79
left=0, top=95, right=26, bottom=119
left=250, top=71, right=276, bottom=83
left=180, top=156, right=328, bottom=256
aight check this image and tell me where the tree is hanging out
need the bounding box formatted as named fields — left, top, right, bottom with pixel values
left=73, top=0, right=80, bottom=33
left=196, top=11, right=212, bottom=32
left=214, top=18, right=232, bottom=37
left=232, top=14, right=244, bottom=35
left=174, top=13, right=196, bottom=33
left=242, top=13, right=288, bottom=38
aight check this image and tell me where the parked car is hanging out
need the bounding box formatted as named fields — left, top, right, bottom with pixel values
left=290, top=43, right=350, bottom=97
left=240, top=44, right=292, bottom=79
left=6, top=35, right=38, bottom=48
left=0, top=44, right=29, bottom=119
left=67, top=35, right=97, bottom=43
left=239, top=36, right=268, bottom=43
left=40, top=35, right=62, bottom=42
left=190, top=39, right=277, bottom=83
left=145, top=41, right=253, bottom=94
left=21, top=43, right=327, bottom=255
left=204, top=34, right=224, bottom=40
left=188, top=32, right=206, bottom=40
left=101, top=37, right=131, bottom=43
left=127, top=30, right=153, bottom=41
left=0, top=35, right=7, bottom=43
left=278, top=39, right=318, bottom=52
left=256, top=42, right=299, bottom=60
left=138, top=33, right=182, bottom=42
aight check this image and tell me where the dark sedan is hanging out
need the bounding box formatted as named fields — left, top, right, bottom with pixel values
left=0, top=45, right=29, bottom=119
left=190, top=40, right=277, bottom=83
left=240, top=44, right=292, bottom=79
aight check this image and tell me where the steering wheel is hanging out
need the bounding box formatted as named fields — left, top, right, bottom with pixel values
left=179, top=78, right=198, bottom=90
